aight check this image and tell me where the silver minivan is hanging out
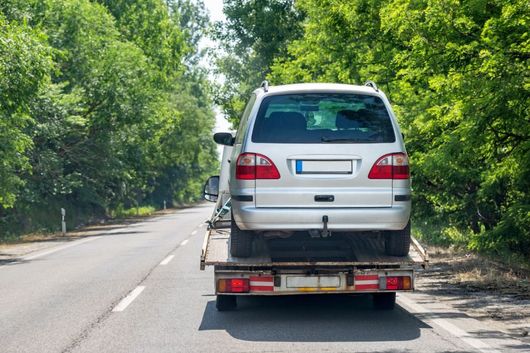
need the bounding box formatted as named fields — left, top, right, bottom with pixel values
left=214, top=82, right=411, bottom=258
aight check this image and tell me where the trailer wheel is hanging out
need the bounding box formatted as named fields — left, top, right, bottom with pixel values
left=384, top=221, right=411, bottom=256
left=373, top=292, right=396, bottom=310
left=216, top=295, right=237, bottom=311
left=230, top=216, right=253, bottom=258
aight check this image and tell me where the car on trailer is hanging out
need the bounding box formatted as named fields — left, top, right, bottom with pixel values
left=213, top=81, right=411, bottom=258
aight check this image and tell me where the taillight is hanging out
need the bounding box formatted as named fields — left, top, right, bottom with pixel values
left=217, top=278, right=250, bottom=293
left=236, top=153, right=280, bottom=180
left=382, top=276, right=412, bottom=290
left=368, top=153, right=409, bottom=179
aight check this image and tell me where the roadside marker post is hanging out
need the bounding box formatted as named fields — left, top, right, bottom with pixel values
left=61, top=208, right=66, bottom=235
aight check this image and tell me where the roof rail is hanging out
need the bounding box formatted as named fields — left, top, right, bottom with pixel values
left=364, top=80, right=379, bottom=92
left=260, top=80, right=269, bottom=92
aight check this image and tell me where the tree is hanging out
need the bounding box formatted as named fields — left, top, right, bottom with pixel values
left=0, top=13, right=52, bottom=208
left=0, top=0, right=218, bottom=236
left=213, top=0, right=304, bottom=125
left=270, top=0, right=530, bottom=257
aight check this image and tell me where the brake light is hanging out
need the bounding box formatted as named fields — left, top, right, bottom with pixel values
left=368, top=153, right=409, bottom=179
left=236, top=153, right=280, bottom=180
left=217, top=278, right=250, bottom=293
left=383, top=276, right=411, bottom=290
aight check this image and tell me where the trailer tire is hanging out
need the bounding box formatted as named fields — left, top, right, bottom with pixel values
left=373, top=292, right=396, bottom=310
left=216, top=295, right=237, bottom=311
left=230, top=216, right=253, bottom=258
left=384, top=221, right=411, bottom=256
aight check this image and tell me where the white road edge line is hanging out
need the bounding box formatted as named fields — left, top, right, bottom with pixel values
left=112, top=286, right=145, bottom=312
left=191, top=230, right=198, bottom=235
left=180, top=239, right=189, bottom=246
left=398, top=294, right=502, bottom=353
left=159, top=255, right=175, bottom=266
left=23, top=236, right=101, bottom=261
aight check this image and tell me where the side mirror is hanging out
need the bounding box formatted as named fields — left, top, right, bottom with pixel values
left=213, top=132, right=234, bottom=146
left=203, top=175, right=220, bottom=202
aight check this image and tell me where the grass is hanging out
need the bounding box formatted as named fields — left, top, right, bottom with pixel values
left=110, top=206, right=156, bottom=218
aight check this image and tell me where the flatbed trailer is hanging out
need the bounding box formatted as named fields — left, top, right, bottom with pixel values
left=200, top=223, right=428, bottom=311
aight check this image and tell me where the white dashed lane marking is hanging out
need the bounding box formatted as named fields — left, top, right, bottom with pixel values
left=112, top=286, right=145, bottom=312
left=159, top=255, right=175, bottom=266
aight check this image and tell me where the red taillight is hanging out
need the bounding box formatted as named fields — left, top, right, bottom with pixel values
left=368, top=153, right=409, bottom=179
left=217, top=278, right=250, bottom=293
left=384, top=276, right=411, bottom=290
left=236, top=153, right=280, bottom=180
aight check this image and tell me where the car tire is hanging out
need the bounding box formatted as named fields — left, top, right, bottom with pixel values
left=384, top=221, right=411, bottom=256
left=230, top=216, right=253, bottom=258
left=373, top=292, right=396, bottom=310
left=216, top=295, right=237, bottom=311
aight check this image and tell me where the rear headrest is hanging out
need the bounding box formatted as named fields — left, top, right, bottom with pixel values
left=266, top=112, right=307, bottom=131
left=336, top=109, right=370, bottom=129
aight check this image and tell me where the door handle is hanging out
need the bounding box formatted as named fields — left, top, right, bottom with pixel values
left=314, top=195, right=334, bottom=202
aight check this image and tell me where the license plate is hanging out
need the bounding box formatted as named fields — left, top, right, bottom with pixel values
left=296, top=160, right=352, bottom=174
left=286, top=275, right=341, bottom=288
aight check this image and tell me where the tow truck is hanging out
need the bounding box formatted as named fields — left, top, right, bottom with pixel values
left=201, top=146, right=428, bottom=311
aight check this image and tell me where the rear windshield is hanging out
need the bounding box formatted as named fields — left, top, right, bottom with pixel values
left=251, top=93, right=396, bottom=144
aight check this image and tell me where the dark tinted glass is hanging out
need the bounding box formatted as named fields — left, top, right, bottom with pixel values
left=251, top=93, right=395, bottom=143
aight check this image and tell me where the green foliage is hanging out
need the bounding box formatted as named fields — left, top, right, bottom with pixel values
left=213, top=0, right=304, bottom=125
left=0, top=0, right=217, bottom=237
left=0, top=13, right=52, bottom=207
left=269, top=0, right=530, bottom=258
left=111, top=206, right=156, bottom=218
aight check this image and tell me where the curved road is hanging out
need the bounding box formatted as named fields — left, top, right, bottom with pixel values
left=0, top=204, right=528, bottom=353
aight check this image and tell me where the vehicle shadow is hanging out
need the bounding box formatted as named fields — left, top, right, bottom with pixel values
left=199, top=294, right=430, bottom=342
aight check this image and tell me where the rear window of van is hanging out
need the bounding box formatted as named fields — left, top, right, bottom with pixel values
left=251, top=93, right=396, bottom=143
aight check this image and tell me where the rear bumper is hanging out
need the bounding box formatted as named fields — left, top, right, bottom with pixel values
left=232, top=202, right=411, bottom=231
left=215, top=269, right=415, bottom=295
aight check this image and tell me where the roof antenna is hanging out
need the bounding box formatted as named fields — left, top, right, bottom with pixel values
left=261, top=80, right=269, bottom=92
left=364, top=80, right=379, bottom=92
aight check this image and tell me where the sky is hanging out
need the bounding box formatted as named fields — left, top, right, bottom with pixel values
left=203, top=0, right=225, bottom=23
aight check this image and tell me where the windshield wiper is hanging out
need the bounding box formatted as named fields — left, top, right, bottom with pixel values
left=321, top=136, right=361, bottom=143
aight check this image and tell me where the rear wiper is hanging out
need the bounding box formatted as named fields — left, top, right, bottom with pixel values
left=321, top=136, right=361, bottom=143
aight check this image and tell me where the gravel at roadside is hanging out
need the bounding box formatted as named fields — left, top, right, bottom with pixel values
left=416, top=247, right=530, bottom=341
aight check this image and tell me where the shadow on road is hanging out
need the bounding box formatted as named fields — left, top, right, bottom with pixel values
left=199, top=294, right=430, bottom=342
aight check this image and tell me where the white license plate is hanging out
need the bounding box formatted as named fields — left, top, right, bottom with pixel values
left=286, top=276, right=341, bottom=288
left=296, top=160, right=352, bottom=174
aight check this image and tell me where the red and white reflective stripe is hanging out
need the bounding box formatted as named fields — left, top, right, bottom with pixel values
left=355, top=274, right=379, bottom=291
left=249, top=276, right=274, bottom=292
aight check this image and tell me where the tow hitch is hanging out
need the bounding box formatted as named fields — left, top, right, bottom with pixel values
left=322, top=215, right=330, bottom=237
left=309, top=215, right=332, bottom=238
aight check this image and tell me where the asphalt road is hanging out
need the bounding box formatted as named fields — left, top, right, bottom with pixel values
left=0, top=204, right=528, bottom=353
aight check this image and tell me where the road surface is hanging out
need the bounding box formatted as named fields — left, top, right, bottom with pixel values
left=0, top=204, right=528, bottom=353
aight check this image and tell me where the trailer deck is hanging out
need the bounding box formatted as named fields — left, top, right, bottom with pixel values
left=200, top=227, right=428, bottom=270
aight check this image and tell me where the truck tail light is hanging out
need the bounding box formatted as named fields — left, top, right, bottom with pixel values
left=217, top=278, right=250, bottom=293
left=383, top=276, right=411, bottom=290
left=368, top=153, right=409, bottom=179
left=236, top=153, right=280, bottom=180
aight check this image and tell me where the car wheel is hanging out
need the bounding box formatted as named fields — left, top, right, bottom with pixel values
left=230, top=215, right=253, bottom=258
left=216, top=295, right=237, bottom=311
left=373, top=292, right=396, bottom=310
left=384, top=221, right=411, bottom=256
